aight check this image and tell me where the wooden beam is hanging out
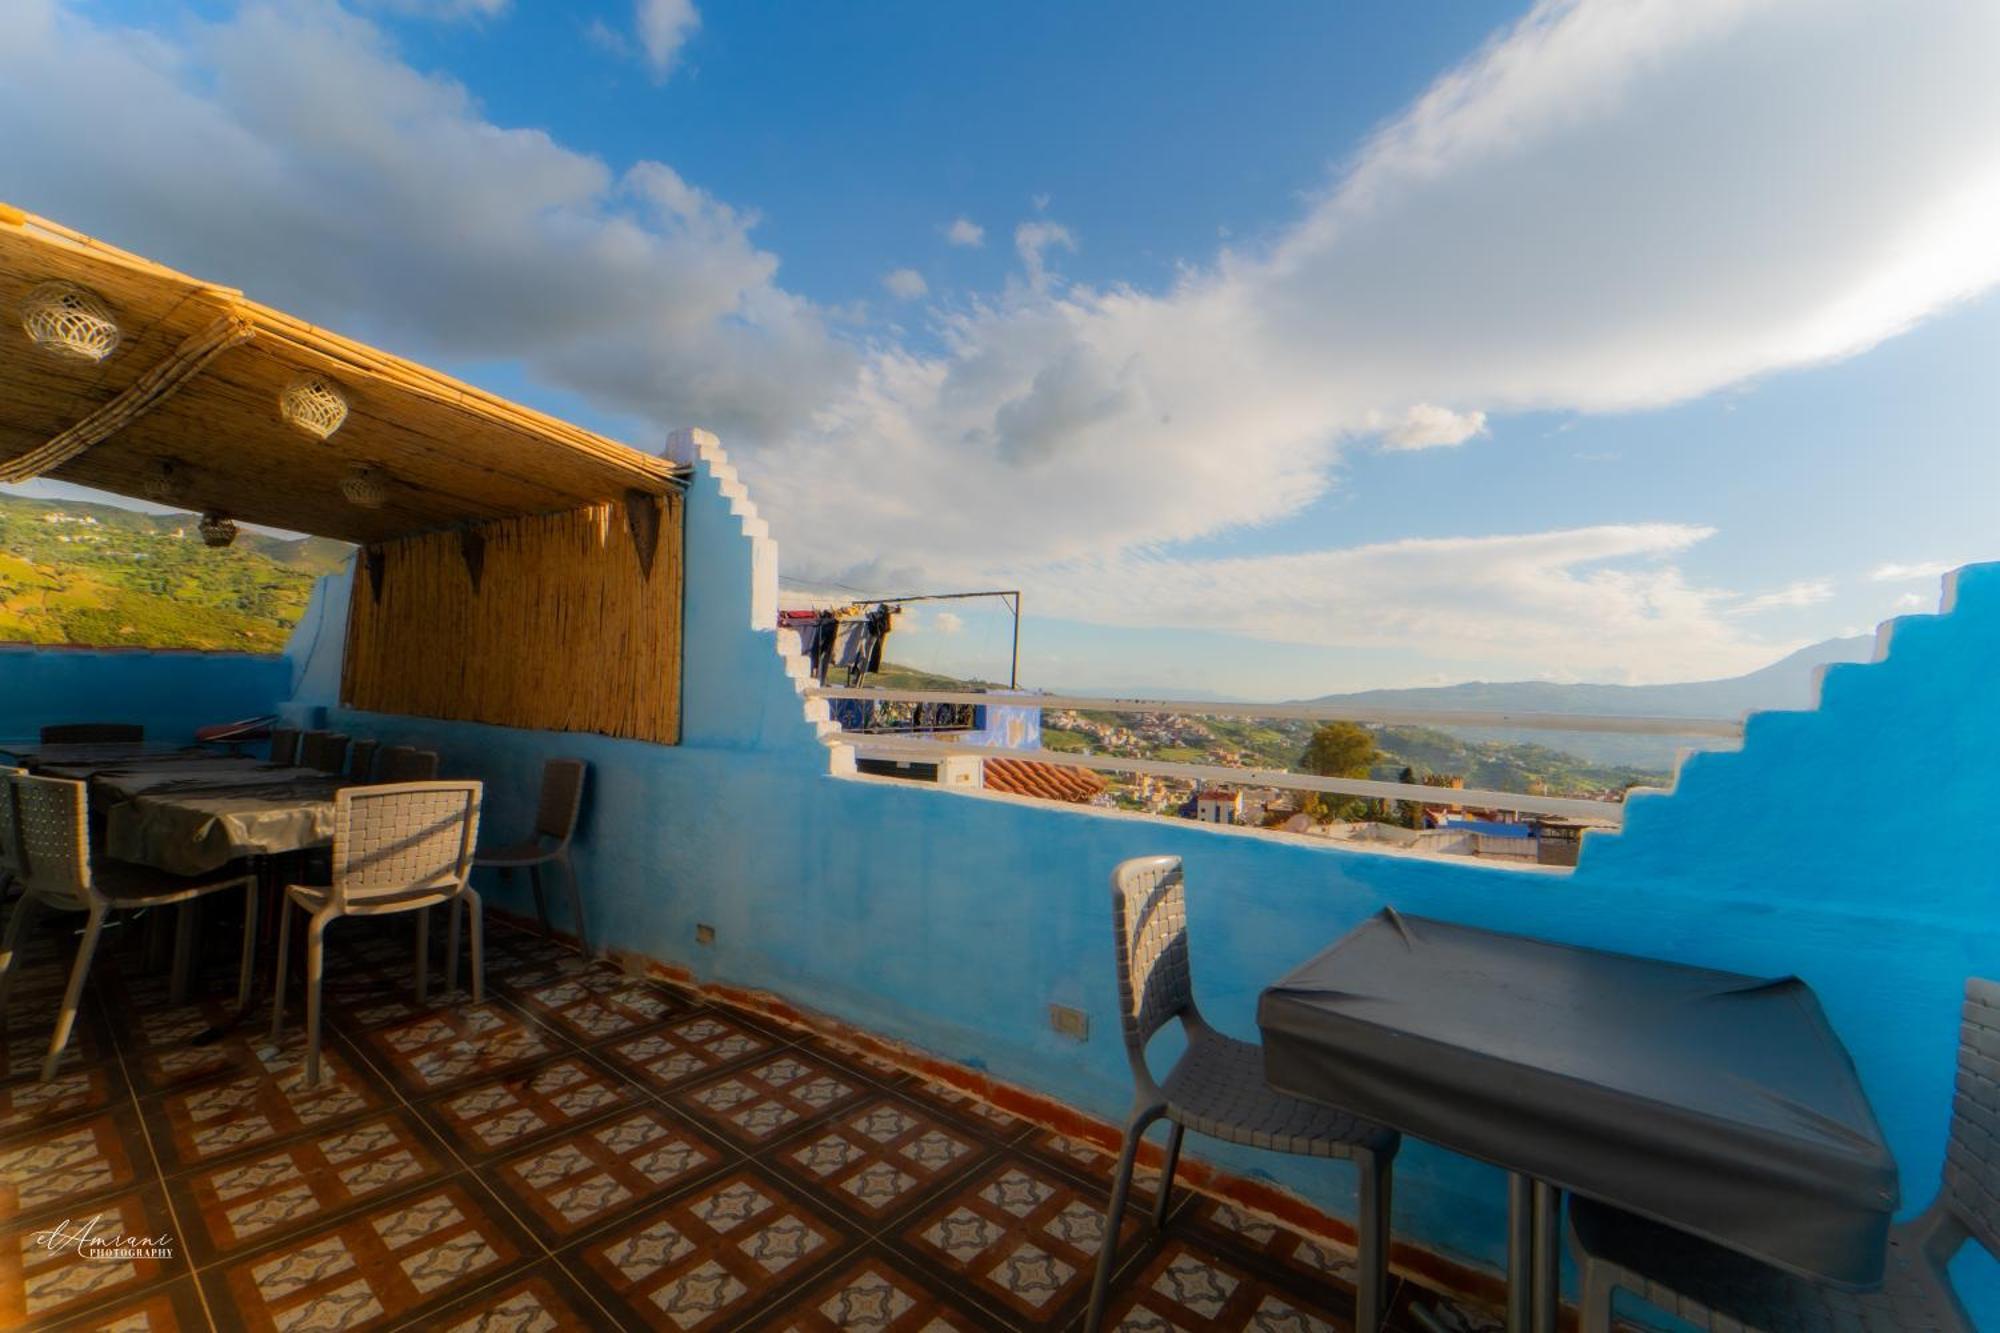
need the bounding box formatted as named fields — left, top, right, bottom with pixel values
left=0, top=312, right=256, bottom=483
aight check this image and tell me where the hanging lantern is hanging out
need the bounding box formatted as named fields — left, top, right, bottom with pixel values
left=141, top=459, right=185, bottom=505
left=340, top=465, right=386, bottom=509
left=278, top=372, right=348, bottom=439
left=198, top=512, right=238, bottom=548
left=20, top=281, right=120, bottom=363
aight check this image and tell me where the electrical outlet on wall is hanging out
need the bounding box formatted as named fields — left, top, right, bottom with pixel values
left=695, top=924, right=715, bottom=946
left=1049, top=1004, right=1089, bottom=1041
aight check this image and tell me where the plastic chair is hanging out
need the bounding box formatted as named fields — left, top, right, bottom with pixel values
left=348, top=739, right=379, bottom=784
left=0, top=765, right=21, bottom=894
left=270, top=781, right=482, bottom=1087
left=39, top=723, right=143, bottom=745
left=1569, top=976, right=1999, bottom=1332
left=472, top=759, right=588, bottom=953
left=268, top=728, right=301, bottom=766
left=377, top=747, right=439, bottom=783
left=299, top=731, right=349, bottom=774
left=1085, top=856, right=1401, bottom=1332
left=0, top=773, right=257, bottom=1081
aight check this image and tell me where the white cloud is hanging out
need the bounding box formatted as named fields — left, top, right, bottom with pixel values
left=362, top=0, right=508, bottom=18
left=944, top=218, right=985, bottom=248
left=1870, top=560, right=1957, bottom=582
left=635, top=0, right=698, bottom=78
left=935, top=611, right=965, bottom=634
left=1375, top=404, right=1488, bottom=450
left=1895, top=592, right=1927, bottom=610
left=882, top=268, right=928, bottom=300
left=1729, top=579, right=1834, bottom=615
left=1013, top=221, right=1075, bottom=290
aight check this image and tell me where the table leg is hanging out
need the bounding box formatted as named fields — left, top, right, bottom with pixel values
left=196, top=855, right=279, bottom=1043
left=1506, top=1174, right=1531, bottom=1333
left=1530, top=1180, right=1560, bottom=1333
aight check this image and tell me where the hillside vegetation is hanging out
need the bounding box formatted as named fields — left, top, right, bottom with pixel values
left=0, top=493, right=349, bottom=652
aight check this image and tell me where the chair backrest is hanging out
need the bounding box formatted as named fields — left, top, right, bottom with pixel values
left=3, top=773, right=92, bottom=909
left=269, top=728, right=301, bottom=766
left=1940, top=978, right=2000, bottom=1254
left=348, top=739, right=379, bottom=783
left=300, top=731, right=349, bottom=773
left=1110, top=856, right=1198, bottom=1077
left=0, top=766, right=23, bottom=878
left=535, top=759, right=588, bottom=843
left=380, top=747, right=440, bottom=783
left=39, top=723, right=143, bottom=745
left=331, top=781, right=482, bottom=907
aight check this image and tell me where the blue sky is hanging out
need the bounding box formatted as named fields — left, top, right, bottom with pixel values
left=4, top=0, right=1997, bottom=696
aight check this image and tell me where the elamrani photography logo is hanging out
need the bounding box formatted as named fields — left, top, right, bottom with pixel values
left=31, top=1216, right=175, bottom=1262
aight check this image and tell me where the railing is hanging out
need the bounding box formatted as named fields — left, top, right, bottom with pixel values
left=805, top=685, right=1749, bottom=827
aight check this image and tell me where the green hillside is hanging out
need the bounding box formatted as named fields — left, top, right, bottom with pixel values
left=0, top=492, right=350, bottom=652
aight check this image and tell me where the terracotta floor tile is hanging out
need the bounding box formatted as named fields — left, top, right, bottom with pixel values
left=1105, top=1239, right=1354, bottom=1332
left=669, top=1052, right=873, bottom=1150
left=409, top=1259, right=611, bottom=1333
left=165, top=1107, right=453, bottom=1266
left=417, top=1052, right=644, bottom=1163
left=0, top=1104, right=148, bottom=1221
left=899, top=1080, right=1035, bottom=1144
left=205, top=1177, right=532, bottom=1333
left=355, top=1003, right=558, bottom=1098
left=486, top=1103, right=735, bottom=1244
left=41, top=1275, right=210, bottom=1331
left=764, top=1093, right=997, bottom=1230
left=507, top=971, right=696, bottom=1046
left=146, top=1036, right=388, bottom=1174
left=563, top=1165, right=854, bottom=1333
left=597, top=1012, right=786, bottom=1098
left=0, top=1064, right=121, bottom=1143
left=755, top=1249, right=1002, bottom=1332
left=0, top=1184, right=186, bottom=1329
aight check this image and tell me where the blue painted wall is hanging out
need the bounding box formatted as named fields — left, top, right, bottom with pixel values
left=0, top=643, right=289, bottom=745
left=207, top=436, right=2000, bottom=1313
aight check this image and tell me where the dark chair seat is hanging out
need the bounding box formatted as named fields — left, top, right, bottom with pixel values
left=1164, top=1029, right=1397, bottom=1159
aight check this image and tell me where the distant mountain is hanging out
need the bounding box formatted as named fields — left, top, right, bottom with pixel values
left=1302, top=636, right=1878, bottom=766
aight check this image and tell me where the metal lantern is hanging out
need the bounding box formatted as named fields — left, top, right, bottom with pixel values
left=141, top=459, right=185, bottom=505
left=198, top=512, right=238, bottom=548
left=20, top=281, right=120, bottom=363
left=278, top=372, right=349, bottom=440
left=340, top=465, right=386, bottom=509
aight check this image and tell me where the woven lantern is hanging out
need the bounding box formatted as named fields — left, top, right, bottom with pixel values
left=198, top=512, right=238, bottom=548
left=20, top=281, right=120, bottom=363
left=340, top=465, right=387, bottom=509
left=279, top=372, right=349, bottom=439
left=141, top=459, right=185, bottom=505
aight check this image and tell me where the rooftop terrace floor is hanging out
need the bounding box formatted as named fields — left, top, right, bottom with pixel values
left=0, top=908, right=1510, bottom=1332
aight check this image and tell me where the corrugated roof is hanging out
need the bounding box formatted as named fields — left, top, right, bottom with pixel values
left=984, top=757, right=1107, bottom=804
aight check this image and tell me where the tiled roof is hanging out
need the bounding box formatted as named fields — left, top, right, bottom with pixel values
left=984, top=757, right=1108, bottom=803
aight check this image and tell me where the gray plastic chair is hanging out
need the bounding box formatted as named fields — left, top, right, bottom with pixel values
left=0, top=773, right=257, bottom=1080
left=38, top=723, right=144, bottom=745
left=1086, top=855, right=1400, bottom=1333
left=0, top=765, right=21, bottom=896
left=268, top=727, right=301, bottom=766
left=299, top=731, right=349, bottom=774
left=377, top=746, right=439, bottom=783
left=1570, top=976, right=1999, bottom=1332
left=472, top=759, right=589, bottom=953
left=347, top=739, right=379, bottom=783
left=270, top=781, right=482, bottom=1087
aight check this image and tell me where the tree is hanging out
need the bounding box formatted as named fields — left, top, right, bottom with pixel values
left=1395, top=766, right=1423, bottom=828
left=1297, top=722, right=1378, bottom=821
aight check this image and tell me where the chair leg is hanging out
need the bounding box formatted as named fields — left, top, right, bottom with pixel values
left=1151, top=1121, right=1185, bottom=1230
left=169, top=898, right=198, bottom=1005
left=528, top=864, right=550, bottom=937
left=1355, top=1149, right=1394, bottom=1333
left=414, top=907, right=430, bottom=1006
left=304, top=910, right=331, bottom=1089
left=446, top=898, right=462, bottom=998
left=42, top=904, right=106, bottom=1082
left=1084, top=1106, right=1165, bottom=1333
left=465, top=888, right=484, bottom=1004
left=560, top=851, right=588, bottom=956
left=1578, top=1258, right=1616, bottom=1333
left=236, top=881, right=259, bottom=1012
left=270, top=897, right=294, bottom=1041
left=0, top=890, right=42, bottom=1012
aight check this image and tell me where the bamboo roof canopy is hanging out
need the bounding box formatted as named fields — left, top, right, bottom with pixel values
left=0, top=203, right=686, bottom=543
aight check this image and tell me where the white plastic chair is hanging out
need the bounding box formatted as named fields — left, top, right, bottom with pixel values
left=270, top=781, right=482, bottom=1087
left=0, top=772, right=257, bottom=1081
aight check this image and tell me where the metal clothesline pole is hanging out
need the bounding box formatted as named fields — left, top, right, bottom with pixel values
left=789, top=587, right=1024, bottom=690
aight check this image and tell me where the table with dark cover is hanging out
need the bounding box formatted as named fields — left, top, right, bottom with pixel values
left=104, top=774, right=344, bottom=876
left=1257, top=910, right=1897, bottom=1328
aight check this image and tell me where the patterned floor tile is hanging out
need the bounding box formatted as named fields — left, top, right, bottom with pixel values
left=755, top=1250, right=998, bottom=1332
left=899, top=1081, right=1033, bottom=1143
left=897, top=1156, right=1141, bottom=1326
left=418, top=1053, right=643, bottom=1161
left=1386, top=1283, right=1505, bottom=1333
left=147, top=1037, right=387, bottom=1173
left=510, top=972, right=695, bottom=1045
left=600, top=1012, right=784, bottom=1097
left=207, top=1179, right=532, bottom=1333
left=767, top=1094, right=994, bottom=1229
left=1104, top=1241, right=1352, bottom=1332
left=1020, top=1129, right=1167, bottom=1209
left=0, top=1185, right=186, bottom=1329
left=0, top=1106, right=145, bottom=1221
left=1176, top=1197, right=1363, bottom=1293
left=0, top=997, right=108, bottom=1087
left=0, top=1064, right=120, bottom=1143
left=165, top=1108, right=451, bottom=1265
left=669, top=1053, right=870, bottom=1149
left=410, top=1260, right=612, bottom=1333
left=356, top=1003, right=557, bottom=1097
left=487, top=1105, right=733, bottom=1243
left=39, top=1275, right=211, bottom=1331
left=565, top=1166, right=854, bottom=1332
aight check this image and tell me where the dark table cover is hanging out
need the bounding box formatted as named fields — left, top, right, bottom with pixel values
left=1257, top=910, right=1898, bottom=1287
left=103, top=774, right=345, bottom=875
